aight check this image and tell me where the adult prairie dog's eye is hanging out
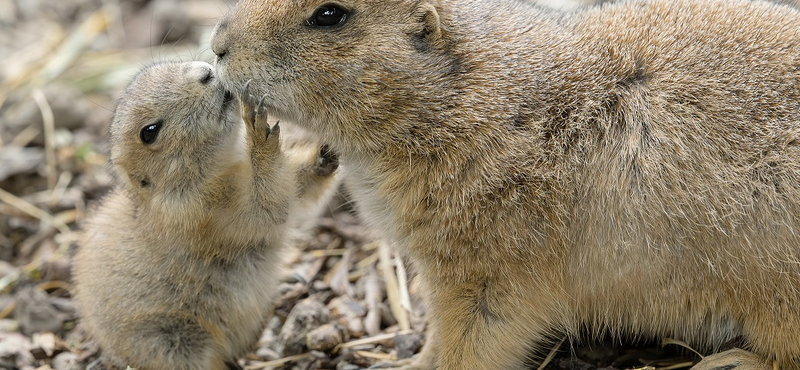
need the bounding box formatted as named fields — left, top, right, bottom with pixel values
left=140, top=121, right=162, bottom=145
left=308, top=4, right=349, bottom=28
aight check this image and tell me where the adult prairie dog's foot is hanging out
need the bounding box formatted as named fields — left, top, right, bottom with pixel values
left=691, top=349, right=773, bottom=370
left=314, top=144, right=339, bottom=176
left=241, top=79, right=280, bottom=149
left=368, top=358, right=435, bottom=370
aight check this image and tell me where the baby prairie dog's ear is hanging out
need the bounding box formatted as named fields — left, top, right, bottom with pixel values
left=415, top=3, right=443, bottom=48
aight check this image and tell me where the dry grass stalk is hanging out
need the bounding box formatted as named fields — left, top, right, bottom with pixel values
left=333, top=330, right=414, bottom=353
left=657, top=362, right=695, bottom=370
left=394, top=253, right=412, bottom=312
left=363, top=266, right=382, bottom=336
left=243, top=352, right=312, bottom=370
left=378, top=242, right=410, bottom=331
left=308, top=248, right=347, bottom=257
left=355, top=350, right=395, bottom=361
left=536, top=335, right=566, bottom=370
left=10, top=125, right=41, bottom=148
left=0, top=188, right=70, bottom=236
left=0, top=188, right=74, bottom=290
left=0, top=301, right=16, bottom=320
left=30, top=89, right=57, bottom=192
left=661, top=338, right=704, bottom=359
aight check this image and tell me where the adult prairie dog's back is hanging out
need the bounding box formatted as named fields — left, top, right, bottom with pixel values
left=210, top=0, right=799, bottom=368
left=74, top=61, right=339, bottom=370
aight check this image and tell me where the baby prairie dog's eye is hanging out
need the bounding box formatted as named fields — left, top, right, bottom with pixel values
left=308, top=4, right=349, bottom=28
left=140, top=121, right=162, bottom=145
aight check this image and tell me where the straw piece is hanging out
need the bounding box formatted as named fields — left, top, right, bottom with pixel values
left=378, top=242, right=410, bottom=331
left=243, top=353, right=312, bottom=370
left=394, top=255, right=412, bottom=312
left=30, top=89, right=57, bottom=191
left=333, top=330, right=414, bottom=353
left=662, top=338, right=704, bottom=359
left=0, top=188, right=70, bottom=235
left=537, top=335, right=566, bottom=370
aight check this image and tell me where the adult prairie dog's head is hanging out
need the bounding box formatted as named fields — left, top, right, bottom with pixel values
left=110, top=61, right=238, bottom=202
left=210, top=0, right=450, bottom=152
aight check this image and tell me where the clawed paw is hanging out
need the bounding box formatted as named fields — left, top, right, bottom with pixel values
left=240, top=79, right=279, bottom=144
left=690, top=349, right=772, bottom=370
left=314, top=144, right=339, bottom=176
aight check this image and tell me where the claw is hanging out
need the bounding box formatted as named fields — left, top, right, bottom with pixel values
left=241, top=79, right=252, bottom=102
left=257, top=95, right=267, bottom=115
left=270, top=121, right=281, bottom=139
left=247, top=105, right=256, bottom=131
left=256, top=95, right=268, bottom=134
left=240, top=79, right=256, bottom=126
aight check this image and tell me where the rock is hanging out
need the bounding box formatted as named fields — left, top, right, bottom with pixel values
left=14, top=287, right=68, bottom=336
left=0, top=332, right=34, bottom=368
left=275, top=298, right=331, bottom=356
left=336, top=361, right=360, bottom=370
left=52, top=352, right=84, bottom=370
left=328, top=295, right=366, bottom=337
left=393, top=333, right=423, bottom=360
left=306, top=322, right=349, bottom=352
left=0, top=147, right=44, bottom=182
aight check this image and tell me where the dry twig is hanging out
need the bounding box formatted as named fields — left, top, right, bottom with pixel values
left=378, top=242, right=410, bottom=331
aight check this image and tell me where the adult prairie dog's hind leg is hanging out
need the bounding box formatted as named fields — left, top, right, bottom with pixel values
left=372, top=272, right=558, bottom=370
left=428, top=272, right=561, bottom=370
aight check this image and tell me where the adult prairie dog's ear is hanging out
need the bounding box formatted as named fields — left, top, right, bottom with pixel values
left=415, top=3, right=443, bottom=47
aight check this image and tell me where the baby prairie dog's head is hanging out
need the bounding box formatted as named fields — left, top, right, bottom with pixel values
left=110, top=61, right=238, bottom=201
left=210, top=0, right=449, bottom=152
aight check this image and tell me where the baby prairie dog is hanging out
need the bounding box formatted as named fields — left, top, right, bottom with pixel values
left=73, top=61, right=338, bottom=370
left=210, top=0, right=800, bottom=369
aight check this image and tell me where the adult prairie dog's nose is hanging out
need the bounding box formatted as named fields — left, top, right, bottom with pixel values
left=210, top=18, right=230, bottom=59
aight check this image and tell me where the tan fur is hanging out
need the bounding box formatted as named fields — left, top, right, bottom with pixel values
left=72, top=61, right=338, bottom=370
left=210, top=0, right=800, bottom=369
left=692, top=349, right=774, bottom=370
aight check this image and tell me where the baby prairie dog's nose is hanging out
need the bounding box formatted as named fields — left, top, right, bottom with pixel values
left=185, top=61, right=215, bottom=85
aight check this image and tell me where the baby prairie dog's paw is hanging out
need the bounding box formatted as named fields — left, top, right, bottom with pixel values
left=240, top=80, right=280, bottom=151
left=314, top=144, right=339, bottom=177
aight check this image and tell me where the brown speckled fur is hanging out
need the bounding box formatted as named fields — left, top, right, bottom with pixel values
left=73, top=61, right=338, bottom=370
left=211, top=1, right=800, bottom=369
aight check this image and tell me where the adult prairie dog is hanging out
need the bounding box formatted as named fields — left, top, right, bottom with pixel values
left=211, top=0, right=800, bottom=369
left=73, top=61, right=338, bottom=370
